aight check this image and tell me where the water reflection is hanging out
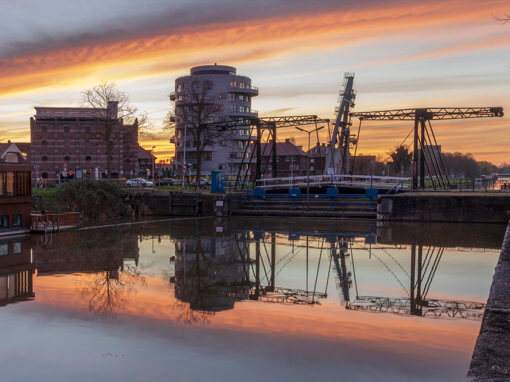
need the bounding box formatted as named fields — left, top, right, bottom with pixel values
left=0, top=219, right=504, bottom=382
left=0, top=235, right=34, bottom=306
left=33, top=228, right=144, bottom=317
left=167, top=219, right=503, bottom=321
left=0, top=218, right=504, bottom=323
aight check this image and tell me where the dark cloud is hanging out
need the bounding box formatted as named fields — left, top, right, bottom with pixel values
left=0, top=0, right=369, bottom=60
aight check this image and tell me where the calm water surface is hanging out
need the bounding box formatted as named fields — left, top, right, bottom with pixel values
left=0, top=218, right=506, bottom=382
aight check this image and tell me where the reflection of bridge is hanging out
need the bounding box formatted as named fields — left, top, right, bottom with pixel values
left=171, top=222, right=486, bottom=320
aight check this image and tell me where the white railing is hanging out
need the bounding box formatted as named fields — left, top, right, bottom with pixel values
left=255, top=174, right=411, bottom=190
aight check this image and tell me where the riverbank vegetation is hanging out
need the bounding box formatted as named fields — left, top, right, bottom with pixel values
left=33, top=179, right=133, bottom=221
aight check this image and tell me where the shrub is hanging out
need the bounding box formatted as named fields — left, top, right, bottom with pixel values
left=56, top=179, right=132, bottom=220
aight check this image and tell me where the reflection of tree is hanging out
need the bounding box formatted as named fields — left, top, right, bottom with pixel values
left=78, top=225, right=145, bottom=318
left=81, top=265, right=146, bottom=318
left=172, top=300, right=214, bottom=325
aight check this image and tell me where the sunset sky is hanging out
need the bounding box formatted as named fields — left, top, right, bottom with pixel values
left=0, top=0, right=509, bottom=163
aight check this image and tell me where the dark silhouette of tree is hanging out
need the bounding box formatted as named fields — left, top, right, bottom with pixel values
left=82, top=81, right=149, bottom=178
left=388, top=145, right=413, bottom=176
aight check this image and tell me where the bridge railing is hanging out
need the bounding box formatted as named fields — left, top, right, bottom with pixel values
left=256, top=174, right=411, bottom=189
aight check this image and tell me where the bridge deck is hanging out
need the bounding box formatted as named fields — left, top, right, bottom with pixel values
left=256, top=174, right=411, bottom=190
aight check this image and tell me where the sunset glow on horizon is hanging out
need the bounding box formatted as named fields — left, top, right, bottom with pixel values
left=1, top=0, right=509, bottom=164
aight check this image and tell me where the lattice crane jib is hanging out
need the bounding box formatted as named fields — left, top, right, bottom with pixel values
left=324, top=73, right=356, bottom=175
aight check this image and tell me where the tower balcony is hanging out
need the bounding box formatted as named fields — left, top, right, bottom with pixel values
left=229, top=85, right=259, bottom=96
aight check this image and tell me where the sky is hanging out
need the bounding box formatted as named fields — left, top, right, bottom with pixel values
left=0, top=0, right=509, bottom=164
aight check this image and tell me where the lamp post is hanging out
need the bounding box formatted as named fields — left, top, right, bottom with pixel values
left=295, top=125, right=325, bottom=199
left=151, top=146, right=156, bottom=182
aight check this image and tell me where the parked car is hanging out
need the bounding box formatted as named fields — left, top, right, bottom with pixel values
left=155, top=178, right=176, bottom=186
left=191, top=178, right=211, bottom=187
left=126, top=178, right=154, bottom=187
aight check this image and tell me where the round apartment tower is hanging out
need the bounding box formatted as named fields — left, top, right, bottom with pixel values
left=171, top=64, right=258, bottom=178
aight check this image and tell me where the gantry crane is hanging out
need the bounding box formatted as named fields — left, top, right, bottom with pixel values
left=350, top=107, right=504, bottom=189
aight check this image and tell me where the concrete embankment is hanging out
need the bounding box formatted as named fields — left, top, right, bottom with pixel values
left=378, top=193, right=510, bottom=223
left=468, top=221, right=510, bottom=381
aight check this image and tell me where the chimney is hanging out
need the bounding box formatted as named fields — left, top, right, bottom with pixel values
left=285, top=138, right=290, bottom=143
left=107, top=101, right=119, bottom=119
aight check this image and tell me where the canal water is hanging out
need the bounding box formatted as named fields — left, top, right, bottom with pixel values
left=0, top=218, right=506, bottom=382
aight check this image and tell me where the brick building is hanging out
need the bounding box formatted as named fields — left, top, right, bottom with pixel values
left=0, top=148, right=32, bottom=234
left=30, top=102, right=138, bottom=184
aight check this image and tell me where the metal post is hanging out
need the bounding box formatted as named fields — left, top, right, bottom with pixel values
left=410, top=243, right=416, bottom=315
left=256, top=122, right=261, bottom=185
left=270, top=232, right=276, bottom=292
left=182, top=125, right=187, bottom=189
left=272, top=123, right=277, bottom=178
left=413, top=117, right=419, bottom=189
left=152, top=146, right=156, bottom=182
left=420, top=119, right=425, bottom=189
left=417, top=244, right=423, bottom=315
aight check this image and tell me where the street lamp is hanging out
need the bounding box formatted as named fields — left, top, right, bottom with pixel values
left=151, top=146, right=156, bottom=182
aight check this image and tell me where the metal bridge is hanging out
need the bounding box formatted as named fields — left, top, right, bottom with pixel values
left=255, top=174, right=410, bottom=190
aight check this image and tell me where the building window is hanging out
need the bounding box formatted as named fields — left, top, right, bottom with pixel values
left=230, top=81, right=237, bottom=88
left=65, top=140, right=70, bottom=146
left=228, top=93, right=235, bottom=102
left=239, top=82, right=246, bottom=89
left=64, top=156, right=70, bottom=161
left=0, top=243, right=7, bottom=255
left=42, top=140, right=48, bottom=145
left=0, top=216, right=8, bottom=229
left=42, top=172, right=48, bottom=179
left=203, top=152, right=212, bottom=161
left=12, top=215, right=21, bottom=227
left=238, top=95, right=244, bottom=101
left=41, top=126, right=48, bottom=133
left=205, top=81, right=213, bottom=90
left=13, top=241, right=22, bottom=254
left=85, top=156, right=91, bottom=161
left=177, top=84, right=182, bottom=92
left=124, top=159, right=131, bottom=164
left=64, top=126, right=70, bottom=133
left=42, top=156, right=48, bottom=161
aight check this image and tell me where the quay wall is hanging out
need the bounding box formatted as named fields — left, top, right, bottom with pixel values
left=467, top=221, right=510, bottom=381
left=378, top=193, right=510, bottom=223
left=129, top=192, right=235, bottom=217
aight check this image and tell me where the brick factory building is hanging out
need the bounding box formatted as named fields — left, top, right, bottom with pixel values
left=30, top=102, right=138, bottom=184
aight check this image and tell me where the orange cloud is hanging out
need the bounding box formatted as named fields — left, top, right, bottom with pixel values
left=1, top=0, right=508, bottom=97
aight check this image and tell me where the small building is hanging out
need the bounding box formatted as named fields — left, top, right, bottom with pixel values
left=136, top=146, right=156, bottom=179
left=0, top=149, right=32, bottom=235
left=251, top=138, right=308, bottom=179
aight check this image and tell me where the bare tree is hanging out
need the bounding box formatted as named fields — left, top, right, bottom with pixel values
left=174, top=80, right=224, bottom=188
left=82, top=81, right=149, bottom=178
